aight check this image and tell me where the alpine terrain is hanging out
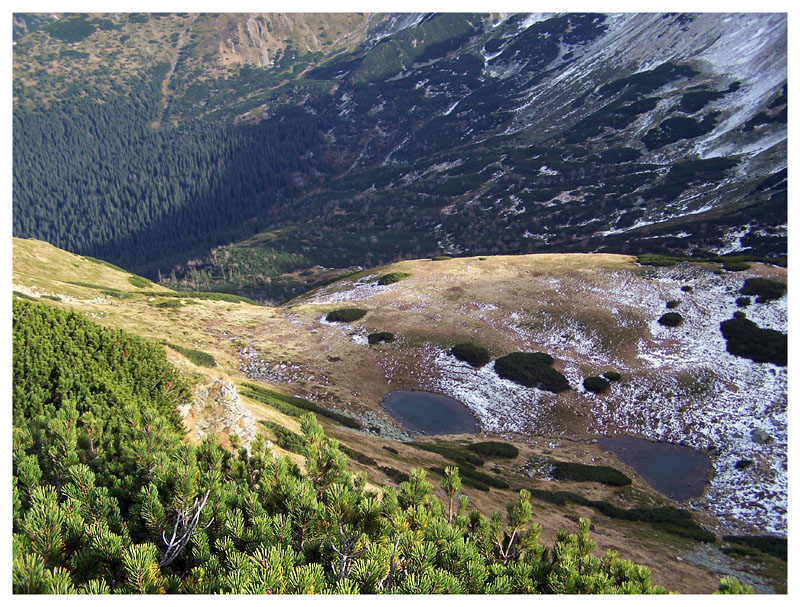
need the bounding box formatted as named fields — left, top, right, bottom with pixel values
left=12, top=12, right=787, bottom=595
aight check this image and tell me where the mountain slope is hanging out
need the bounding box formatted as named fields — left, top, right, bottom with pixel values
left=12, top=238, right=787, bottom=538
left=13, top=12, right=787, bottom=282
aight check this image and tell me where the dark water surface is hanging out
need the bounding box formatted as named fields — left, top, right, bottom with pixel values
left=598, top=436, right=713, bottom=501
left=382, top=390, right=480, bottom=435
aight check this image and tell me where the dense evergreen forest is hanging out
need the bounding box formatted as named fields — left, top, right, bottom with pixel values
left=11, top=298, right=752, bottom=594
left=13, top=66, right=332, bottom=276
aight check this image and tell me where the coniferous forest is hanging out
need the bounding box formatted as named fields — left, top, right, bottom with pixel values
left=13, top=65, right=331, bottom=276
left=12, top=299, right=753, bottom=594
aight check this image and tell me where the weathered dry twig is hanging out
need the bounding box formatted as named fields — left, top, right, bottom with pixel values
left=159, top=490, right=214, bottom=568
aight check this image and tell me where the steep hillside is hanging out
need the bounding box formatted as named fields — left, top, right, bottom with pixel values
left=13, top=13, right=786, bottom=282
left=12, top=238, right=787, bottom=593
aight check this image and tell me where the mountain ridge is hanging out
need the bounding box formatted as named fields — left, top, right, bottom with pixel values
left=13, top=12, right=787, bottom=287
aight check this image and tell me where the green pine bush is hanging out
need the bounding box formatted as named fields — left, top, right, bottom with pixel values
left=658, top=312, right=683, bottom=327
left=720, top=316, right=787, bottom=366
left=376, top=272, right=411, bottom=285
left=494, top=352, right=570, bottom=393
left=739, top=277, right=786, bottom=302
left=325, top=308, right=368, bottom=322
left=466, top=441, right=519, bottom=459
left=450, top=342, right=491, bottom=367
left=550, top=461, right=631, bottom=486
left=583, top=376, right=610, bottom=393
left=368, top=331, right=395, bottom=345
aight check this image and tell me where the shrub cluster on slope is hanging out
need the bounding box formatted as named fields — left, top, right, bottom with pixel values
left=376, top=272, right=411, bottom=285
left=525, top=489, right=715, bottom=543
left=242, top=382, right=363, bottom=429
left=722, top=536, right=787, bottom=561
left=368, top=331, right=395, bottom=345
left=550, top=462, right=632, bottom=486
left=141, top=290, right=257, bottom=304
left=719, top=316, right=787, bottom=366
left=450, top=342, right=492, bottom=368
left=163, top=342, right=217, bottom=368
left=466, top=441, right=519, bottom=459
left=739, top=278, right=786, bottom=303
left=325, top=308, right=368, bottom=322
left=494, top=352, right=570, bottom=393
left=583, top=376, right=611, bottom=393
left=658, top=312, right=684, bottom=327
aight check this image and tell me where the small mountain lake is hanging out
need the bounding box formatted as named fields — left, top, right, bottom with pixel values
left=598, top=436, right=713, bottom=502
left=382, top=390, right=480, bottom=435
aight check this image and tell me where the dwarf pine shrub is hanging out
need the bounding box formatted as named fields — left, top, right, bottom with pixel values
left=739, top=277, right=786, bottom=302
left=368, top=331, right=395, bottom=345
left=658, top=312, right=683, bottom=327
left=326, top=308, right=368, bottom=322
left=13, top=298, right=751, bottom=594
left=720, top=316, right=787, bottom=366
left=467, top=441, right=519, bottom=459
left=583, top=376, right=610, bottom=393
left=494, top=352, right=569, bottom=393
left=550, top=461, right=632, bottom=486
left=376, top=272, right=411, bottom=285
left=450, top=342, right=491, bottom=367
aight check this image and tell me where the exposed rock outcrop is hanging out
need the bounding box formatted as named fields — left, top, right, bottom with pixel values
left=178, top=377, right=256, bottom=452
